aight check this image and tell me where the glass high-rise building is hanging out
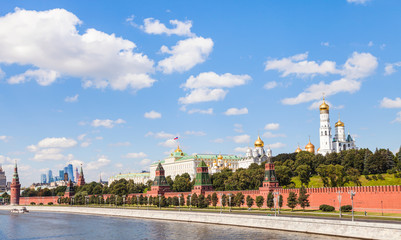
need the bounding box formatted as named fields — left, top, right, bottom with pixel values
left=67, top=164, right=74, bottom=182
left=0, top=166, right=6, bottom=192
left=59, top=170, right=64, bottom=179
left=48, top=170, right=54, bottom=183
left=40, top=174, right=47, bottom=184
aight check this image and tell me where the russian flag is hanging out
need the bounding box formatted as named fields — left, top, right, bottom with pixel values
left=174, top=137, right=178, bottom=140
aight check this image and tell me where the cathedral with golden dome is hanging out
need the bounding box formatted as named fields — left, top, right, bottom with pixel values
left=239, top=135, right=272, bottom=169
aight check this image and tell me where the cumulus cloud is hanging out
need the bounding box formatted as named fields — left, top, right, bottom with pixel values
left=393, top=111, right=401, bottom=123
left=86, top=156, right=111, bottom=170
left=158, top=37, right=213, bottom=74
left=0, top=136, right=10, bottom=142
left=187, top=108, right=213, bottom=115
left=27, top=137, right=77, bottom=161
left=140, top=159, right=151, bottom=165
left=184, top=131, right=206, bottom=136
left=234, top=123, right=243, bottom=133
left=380, top=97, right=401, bottom=108
left=140, top=18, right=194, bottom=37
left=211, top=138, right=224, bottom=143
left=264, top=123, right=280, bottom=130
left=145, top=131, right=176, bottom=139
left=0, top=8, right=155, bottom=91
left=144, top=110, right=162, bottom=119
left=37, top=137, right=77, bottom=148
left=232, top=134, right=250, bottom=144
left=179, top=72, right=251, bottom=104
left=158, top=139, right=177, bottom=148
left=264, top=81, right=278, bottom=90
left=91, top=118, right=126, bottom=128
left=384, top=62, right=401, bottom=75
left=347, top=0, right=370, bottom=4
left=263, top=132, right=286, bottom=138
left=123, top=152, right=147, bottom=158
left=65, top=94, right=79, bottom=103
left=269, top=142, right=286, bottom=149
left=321, top=42, right=330, bottom=47
left=234, top=147, right=248, bottom=153
left=109, top=141, right=131, bottom=147
left=224, top=107, right=248, bottom=116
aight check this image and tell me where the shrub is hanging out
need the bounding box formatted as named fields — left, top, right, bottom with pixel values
left=39, top=203, right=44, bottom=205
left=378, top=174, right=384, bottom=180
left=371, top=175, right=378, bottom=181
left=364, top=175, right=371, bottom=180
left=47, top=202, right=53, bottom=205
left=395, top=173, right=401, bottom=178
left=30, top=202, right=36, bottom=205
left=319, top=204, right=335, bottom=212
left=341, top=205, right=352, bottom=212
left=387, top=169, right=396, bottom=174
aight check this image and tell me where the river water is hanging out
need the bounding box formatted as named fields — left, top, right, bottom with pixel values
left=0, top=210, right=346, bottom=240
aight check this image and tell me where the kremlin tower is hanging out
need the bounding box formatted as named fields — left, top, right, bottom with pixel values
left=77, top=165, right=85, bottom=187
left=10, top=161, right=21, bottom=205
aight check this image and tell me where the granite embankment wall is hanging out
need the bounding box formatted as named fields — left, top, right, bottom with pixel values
left=20, top=185, right=401, bottom=213
left=1, top=205, right=400, bottom=240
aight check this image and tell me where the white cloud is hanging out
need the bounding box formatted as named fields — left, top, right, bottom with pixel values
left=393, top=111, right=401, bottom=123
left=80, top=142, right=91, bottom=148
left=77, top=134, right=86, bottom=141
left=158, top=37, right=213, bottom=74
left=184, top=131, right=206, bottom=136
left=140, top=159, right=151, bottom=165
left=321, top=42, right=330, bottom=47
left=86, top=156, right=111, bottom=170
left=140, top=18, right=194, bottom=37
left=182, top=72, right=251, bottom=89
left=179, top=88, right=227, bottom=104
left=65, top=94, right=79, bottom=103
left=211, top=138, right=224, bottom=143
left=234, top=123, right=243, bottom=133
left=8, top=69, right=59, bottom=86
left=384, top=62, right=401, bottom=75
left=37, top=137, right=77, bottom=148
left=91, top=118, right=126, bottom=128
left=234, top=147, right=248, bottom=153
left=264, top=123, right=280, bottom=130
left=265, top=52, right=338, bottom=77
left=115, top=163, right=123, bottom=168
left=380, top=97, right=401, bottom=108
left=342, top=52, right=378, bottom=79
left=187, top=108, right=213, bottom=115
left=144, top=110, right=162, bottom=119
left=158, top=139, right=177, bottom=148
left=232, top=134, right=250, bottom=144
left=0, top=8, right=155, bottom=91
left=145, top=131, right=176, bottom=139
left=269, top=142, right=286, bottom=149
left=123, top=152, right=147, bottom=158
left=0, top=155, right=19, bottom=164
left=109, top=141, right=131, bottom=147
left=0, top=136, right=10, bottom=142
left=368, top=41, right=374, bottom=47
left=347, top=0, right=370, bottom=5
left=263, top=132, right=286, bottom=138
left=308, top=100, right=345, bottom=110
left=224, top=107, right=248, bottom=116
left=264, top=81, right=278, bottom=90
left=32, top=148, right=66, bottom=161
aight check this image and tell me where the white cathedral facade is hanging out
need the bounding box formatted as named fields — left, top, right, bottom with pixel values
left=317, top=98, right=357, bottom=155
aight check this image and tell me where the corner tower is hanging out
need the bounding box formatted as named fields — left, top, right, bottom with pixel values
left=10, top=161, right=21, bottom=205
left=318, top=97, right=333, bottom=155
left=148, top=162, right=171, bottom=196
left=192, top=160, right=213, bottom=195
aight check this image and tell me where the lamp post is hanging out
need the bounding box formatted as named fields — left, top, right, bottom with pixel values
left=188, top=194, right=192, bottom=211
left=228, top=193, right=232, bottom=213
left=219, top=193, right=222, bottom=214
left=273, top=191, right=279, bottom=217
left=337, top=191, right=342, bottom=219
left=349, top=191, right=356, bottom=222
left=178, top=194, right=181, bottom=212
left=381, top=200, right=383, bottom=216
left=72, top=197, right=75, bottom=206
left=158, top=194, right=161, bottom=210
left=147, top=195, right=149, bottom=210
left=137, top=195, right=140, bottom=209
left=85, top=196, right=89, bottom=206
left=123, top=195, right=126, bottom=208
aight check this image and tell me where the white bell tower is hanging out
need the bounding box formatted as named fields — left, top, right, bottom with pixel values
left=318, top=97, right=333, bottom=155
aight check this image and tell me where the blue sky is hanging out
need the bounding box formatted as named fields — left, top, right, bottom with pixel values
left=0, top=0, right=400, bottom=186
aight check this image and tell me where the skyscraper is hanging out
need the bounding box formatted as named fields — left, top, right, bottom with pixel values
left=59, top=170, right=64, bottom=179
left=41, top=174, right=47, bottom=184
left=0, top=165, right=6, bottom=192
left=48, top=170, right=54, bottom=183
left=67, top=164, right=74, bottom=182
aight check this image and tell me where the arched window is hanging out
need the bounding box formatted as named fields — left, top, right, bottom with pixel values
left=325, top=131, right=327, bottom=135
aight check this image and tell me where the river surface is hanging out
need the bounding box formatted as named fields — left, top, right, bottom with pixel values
left=0, top=210, right=347, bottom=240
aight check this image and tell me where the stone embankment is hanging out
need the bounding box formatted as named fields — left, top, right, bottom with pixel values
left=1, top=206, right=400, bottom=240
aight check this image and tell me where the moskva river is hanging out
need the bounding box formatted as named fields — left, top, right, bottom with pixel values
left=0, top=210, right=345, bottom=240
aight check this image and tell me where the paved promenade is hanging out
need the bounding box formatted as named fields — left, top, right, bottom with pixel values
left=1, top=206, right=400, bottom=239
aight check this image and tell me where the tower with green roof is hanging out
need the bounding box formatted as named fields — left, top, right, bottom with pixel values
left=259, top=157, right=280, bottom=196
left=148, top=162, right=171, bottom=196
left=192, top=160, right=213, bottom=195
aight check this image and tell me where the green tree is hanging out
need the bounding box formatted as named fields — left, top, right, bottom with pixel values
left=278, top=195, right=283, bottom=209
left=186, top=195, right=191, bottom=206
left=317, top=164, right=348, bottom=187
left=211, top=192, right=218, bottom=207
left=191, top=193, right=198, bottom=207
left=275, top=165, right=293, bottom=187
left=346, top=168, right=361, bottom=186
left=298, top=186, right=310, bottom=210
left=287, top=192, right=298, bottom=211
left=234, top=192, right=245, bottom=207
left=255, top=196, right=264, bottom=209
left=294, top=151, right=314, bottom=170
left=172, top=173, right=193, bottom=192
left=206, top=195, right=212, bottom=206
left=211, top=168, right=233, bottom=191
left=166, top=176, right=174, bottom=189
left=198, top=194, right=208, bottom=208
left=296, top=164, right=312, bottom=187
left=246, top=195, right=254, bottom=208
left=160, top=196, right=167, bottom=207
left=221, top=194, right=227, bottom=207
left=179, top=194, right=185, bottom=206
left=266, top=192, right=274, bottom=209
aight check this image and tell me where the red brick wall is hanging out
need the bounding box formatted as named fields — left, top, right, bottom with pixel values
left=19, top=196, right=59, bottom=205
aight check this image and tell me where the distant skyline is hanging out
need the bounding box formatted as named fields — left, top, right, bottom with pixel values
left=1, top=0, right=401, bottom=186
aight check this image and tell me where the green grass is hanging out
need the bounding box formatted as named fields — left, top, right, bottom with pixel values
left=291, top=173, right=401, bottom=188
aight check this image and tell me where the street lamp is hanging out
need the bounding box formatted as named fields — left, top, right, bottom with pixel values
left=123, top=195, right=126, bottom=208
left=228, top=193, right=232, bottom=213
left=219, top=193, right=222, bottom=214
left=158, top=194, right=162, bottom=210
left=178, top=194, right=181, bottom=212
left=273, top=191, right=279, bottom=217
left=188, top=194, right=192, bottom=211
left=349, top=190, right=356, bottom=222
left=337, top=191, right=342, bottom=219
left=137, top=195, right=140, bottom=209
left=147, top=195, right=149, bottom=210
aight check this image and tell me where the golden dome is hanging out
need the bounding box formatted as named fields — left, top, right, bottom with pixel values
left=218, top=154, right=223, bottom=160
left=335, top=120, right=344, bottom=127
left=174, top=145, right=182, bottom=153
left=254, top=135, right=264, bottom=147
left=295, top=146, right=302, bottom=153
left=305, top=140, right=315, bottom=154
left=319, top=97, right=329, bottom=112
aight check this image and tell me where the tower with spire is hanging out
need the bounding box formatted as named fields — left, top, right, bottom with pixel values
left=77, top=165, right=85, bottom=186
left=192, top=160, right=213, bottom=195
left=318, top=97, right=333, bottom=155
left=10, top=161, right=21, bottom=205
left=259, top=154, right=280, bottom=195
left=148, top=162, right=171, bottom=196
